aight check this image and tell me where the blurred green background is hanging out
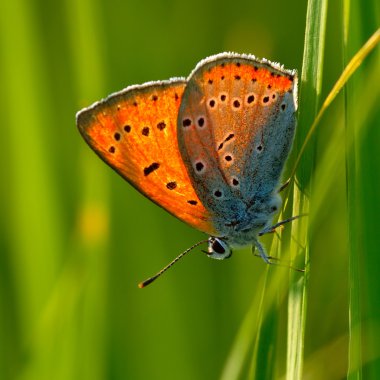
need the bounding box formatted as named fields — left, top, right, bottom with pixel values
left=0, top=0, right=379, bottom=379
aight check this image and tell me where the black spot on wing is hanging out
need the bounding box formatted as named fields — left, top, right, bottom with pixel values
left=144, top=162, right=160, bottom=176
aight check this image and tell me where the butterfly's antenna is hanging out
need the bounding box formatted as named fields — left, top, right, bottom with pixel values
left=138, top=239, right=209, bottom=288
left=259, top=214, right=308, bottom=236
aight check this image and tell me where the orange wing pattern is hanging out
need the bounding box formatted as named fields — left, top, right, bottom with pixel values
left=77, top=80, right=217, bottom=235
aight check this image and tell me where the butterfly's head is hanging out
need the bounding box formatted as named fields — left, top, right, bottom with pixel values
left=206, top=237, right=232, bottom=260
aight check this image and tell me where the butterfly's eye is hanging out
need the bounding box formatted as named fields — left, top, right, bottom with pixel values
left=206, top=238, right=232, bottom=260
left=212, top=239, right=225, bottom=253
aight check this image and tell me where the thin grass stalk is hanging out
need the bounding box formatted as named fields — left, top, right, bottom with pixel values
left=219, top=268, right=270, bottom=380
left=286, top=0, right=328, bottom=379
left=0, top=1, right=64, bottom=378
left=249, top=239, right=281, bottom=380
left=220, top=244, right=298, bottom=380
left=343, top=0, right=362, bottom=378
left=66, top=0, right=110, bottom=378
left=290, top=28, right=380, bottom=181
left=245, top=1, right=331, bottom=375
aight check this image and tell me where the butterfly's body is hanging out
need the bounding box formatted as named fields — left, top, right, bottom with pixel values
left=77, top=52, right=297, bottom=270
left=204, top=191, right=282, bottom=259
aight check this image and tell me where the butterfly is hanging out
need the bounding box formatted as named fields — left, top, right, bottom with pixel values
left=76, top=52, right=298, bottom=287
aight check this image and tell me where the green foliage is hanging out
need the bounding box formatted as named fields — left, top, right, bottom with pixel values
left=0, top=0, right=379, bottom=379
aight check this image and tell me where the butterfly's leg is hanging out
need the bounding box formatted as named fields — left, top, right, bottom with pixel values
left=252, top=239, right=271, bottom=264
left=278, top=178, right=290, bottom=192
left=259, top=214, right=307, bottom=236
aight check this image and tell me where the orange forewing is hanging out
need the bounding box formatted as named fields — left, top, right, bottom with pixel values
left=77, top=80, right=217, bottom=235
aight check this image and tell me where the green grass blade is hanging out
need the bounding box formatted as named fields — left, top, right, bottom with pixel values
left=0, top=1, right=64, bottom=378
left=285, top=0, right=328, bottom=378
left=219, top=269, right=269, bottom=380
left=65, top=0, right=110, bottom=379
left=343, top=0, right=362, bottom=378
left=290, top=28, right=380, bottom=181
left=295, top=0, right=328, bottom=188
left=343, top=0, right=380, bottom=375
left=220, top=254, right=300, bottom=380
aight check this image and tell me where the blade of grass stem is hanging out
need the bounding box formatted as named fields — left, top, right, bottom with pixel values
left=65, top=0, right=110, bottom=379
left=290, top=28, right=380, bottom=182
left=286, top=0, right=328, bottom=378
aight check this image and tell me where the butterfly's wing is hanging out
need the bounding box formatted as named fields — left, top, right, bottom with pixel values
left=177, top=53, right=297, bottom=227
left=77, top=80, right=217, bottom=235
